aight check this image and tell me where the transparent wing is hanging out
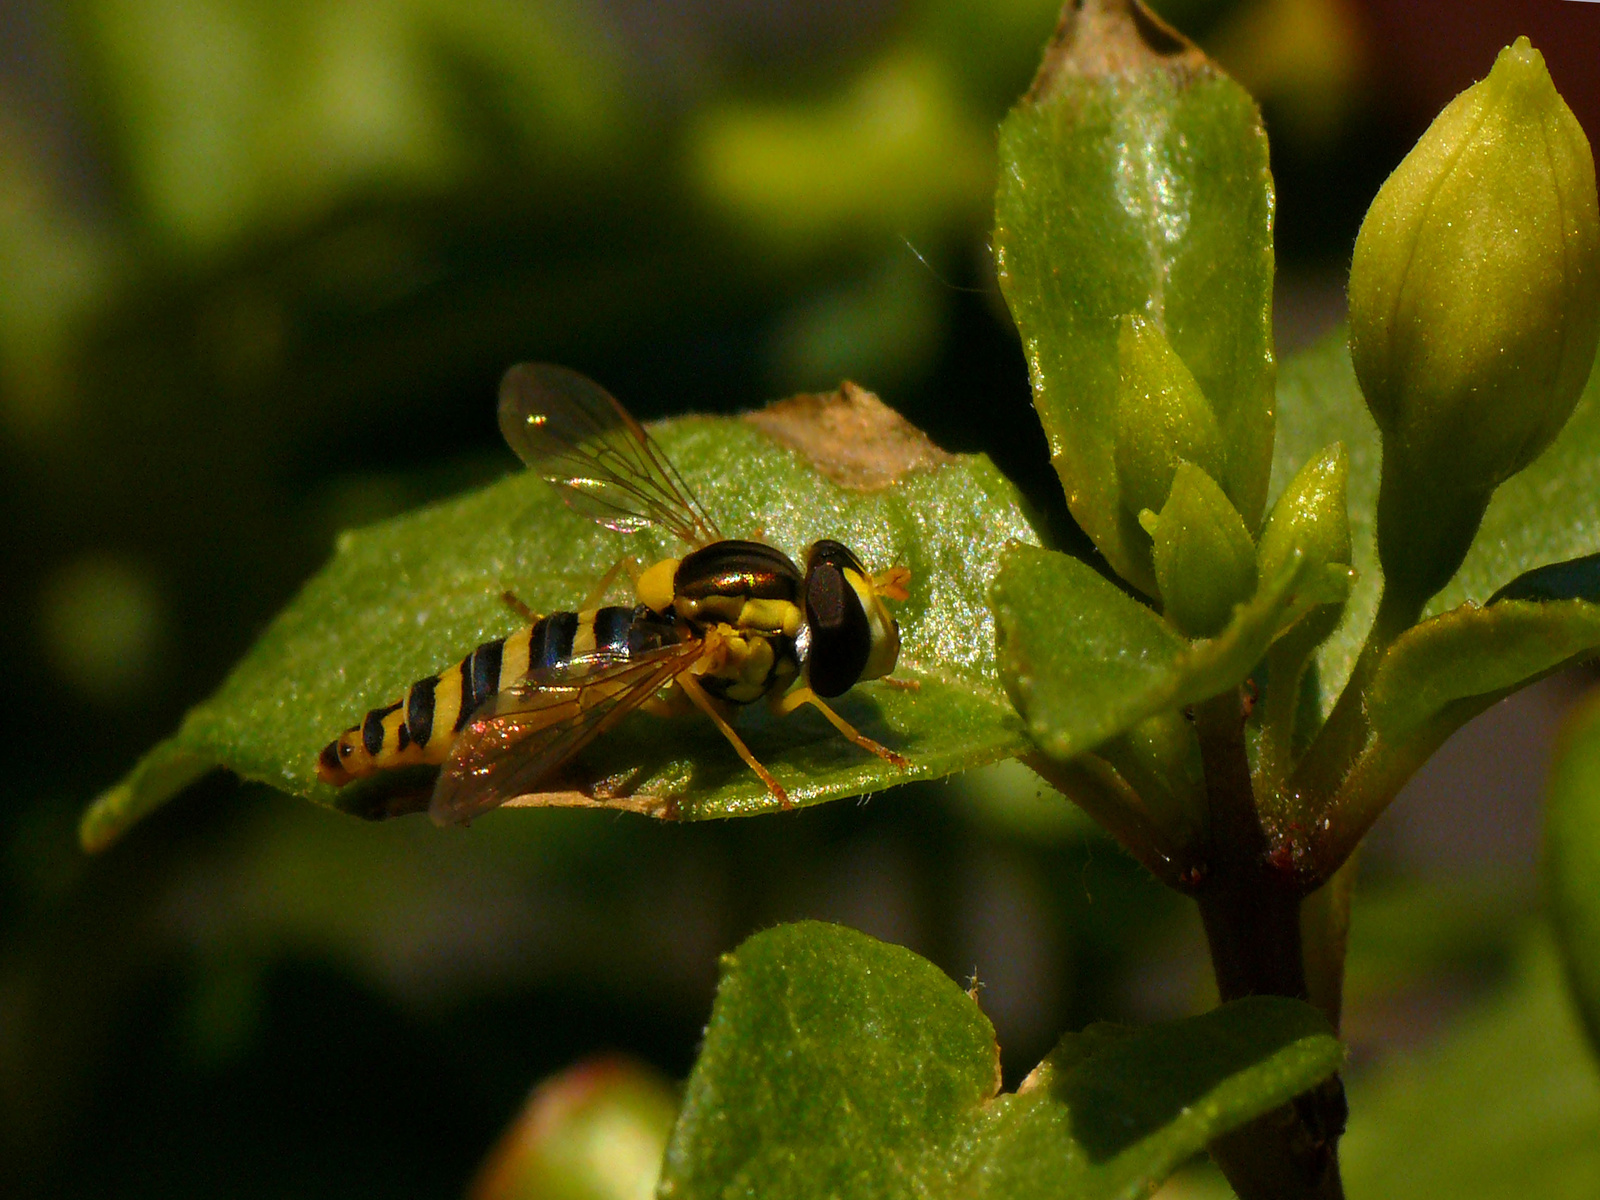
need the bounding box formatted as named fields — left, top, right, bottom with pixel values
left=429, top=640, right=706, bottom=826
left=499, top=362, right=722, bottom=548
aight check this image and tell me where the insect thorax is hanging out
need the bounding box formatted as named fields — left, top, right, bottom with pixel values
left=670, top=540, right=804, bottom=704
left=674, top=540, right=802, bottom=605
left=670, top=542, right=802, bottom=631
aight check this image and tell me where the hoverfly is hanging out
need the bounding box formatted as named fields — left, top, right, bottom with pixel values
left=316, top=363, right=913, bottom=824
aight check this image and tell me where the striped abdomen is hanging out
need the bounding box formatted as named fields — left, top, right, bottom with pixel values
left=317, top=605, right=673, bottom=786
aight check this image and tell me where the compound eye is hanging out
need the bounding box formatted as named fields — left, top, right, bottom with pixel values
left=806, top=538, right=865, bottom=577
left=805, top=559, right=871, bottom=697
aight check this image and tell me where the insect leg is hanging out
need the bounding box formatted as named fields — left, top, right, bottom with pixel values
left=677, top=673, right=792, bottom=809
left=639, top=682, right=695, bottom=718
left=578, top=556, right=642, bottom=610
left=501, top=590, right=541, bottom=622
left=772, top=686, right=910, bottom=769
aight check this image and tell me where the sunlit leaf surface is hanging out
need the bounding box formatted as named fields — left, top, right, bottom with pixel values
left=82, top=398, right=1037, bottom=850
left=658, top=921, right=1341, bottom=1199
left=992, top=543, right=1308, bottom=763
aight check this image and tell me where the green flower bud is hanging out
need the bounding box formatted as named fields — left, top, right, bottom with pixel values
left=1142, top=461, right=1258, bottom=639
left=1258, top=444, right=1354, bottom=629
left=1348, top=37, right=1600, bottom=606
left=1113, top=315, right=1228, bottom=522
left=468, top=1058, right=677, bottom=1200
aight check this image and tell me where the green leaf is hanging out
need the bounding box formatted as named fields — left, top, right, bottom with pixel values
left=1341, top=932, right=1600, bottom=1199
left=1269, top=330, right=1600, bottom=720
left=1315, top=591, right=1600, bottom=874
left=81, top=397, right=1038, bottom=850
left=1112, top=313, right=1228, bottom=522
left=994, top=546, right=1186, bottom=761
left=971, top=1002, right=1342, bottom=1199
left=658, top=921, right=1342, bottom=1199
left=1546, top=691, right=1600, bottom=1056
left=993, top=543, right=1307, bottom=765
left=1266, top=332, right=1381, bottom=720
left=1432, top=342, right=1600, bottom=617
left=658, top=921, right=1001, bottom=1199
left=1367, top=600, right=1600, bottom=742
left=1146, top=461, right=1258, bottom=639
left=994, top=0, right=1275, bottom=594
left=1256, top=443, right=1352, bottom=629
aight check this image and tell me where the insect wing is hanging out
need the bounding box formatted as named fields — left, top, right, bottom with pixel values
left=429, top=640, right=704, bottom=825
left=499, top=363, right=721, bottom=548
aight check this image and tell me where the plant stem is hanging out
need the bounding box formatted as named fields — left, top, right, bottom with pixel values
left=1301, top=853, right=1360, bottom=1031
left=1254, top=603, right=1345, bottom=803
left=1286, top=584, right=1425, bottom=855
left=1193, top=691, right=1308, bottom=1000
left=1023, top=751, right=1202, bottom=890
left=1314, top=692, right=1496, bottom=870
left=1193, top=689, right=1346, bottom=1200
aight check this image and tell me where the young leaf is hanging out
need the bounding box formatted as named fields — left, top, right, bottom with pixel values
left=82, top=395, right=1038, bottom=851
left=1366, top=600, right=1600, bottom=743
left=1145, top=461, right=1259, bottom=639
left=1546, top=691, right=1600, bottom=1055
left=658, top=921, right=1342, bottom=1199
left=1267, top=334, right=1382, bottom=722
left=994, top=0, right=1275, bottom=594
left=994, top=545, right=1187, bottom=763
left=1310, top=595, right=1600, bottom=867
left=1112, top=314, right=1228, bottom=534
left=993, top=542, right=1309, bottom=766
left=1256, top=444, right=1351, bottom=633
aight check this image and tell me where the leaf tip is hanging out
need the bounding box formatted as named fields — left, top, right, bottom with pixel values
left=1027, top=0, right=1205, bottom=102
left=742, top=383, right=955, bottom=491
left=78, top=783, right=132, bottom=854
left=77, top=745, right=218, bottom=853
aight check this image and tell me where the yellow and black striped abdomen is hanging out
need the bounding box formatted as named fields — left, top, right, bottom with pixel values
left=317, top=605, right=662, bottom=785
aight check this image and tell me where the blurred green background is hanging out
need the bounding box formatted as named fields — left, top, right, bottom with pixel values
left=3, top=1, right=1598, bottom=1196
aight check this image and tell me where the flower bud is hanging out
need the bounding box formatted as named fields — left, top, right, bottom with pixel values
left=1141, top=461, right=1258, bottom=639
left=468, top=1057, right=676, bottom=1200
left=1348, top=37, right=1600, bottom=605
left=1114, top=315, right=1228, bottom=522
left=1257, top=444, right=1354, bottom=629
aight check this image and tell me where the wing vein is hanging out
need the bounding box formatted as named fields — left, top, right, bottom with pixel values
left=499, top=363, right=722, bottom=547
